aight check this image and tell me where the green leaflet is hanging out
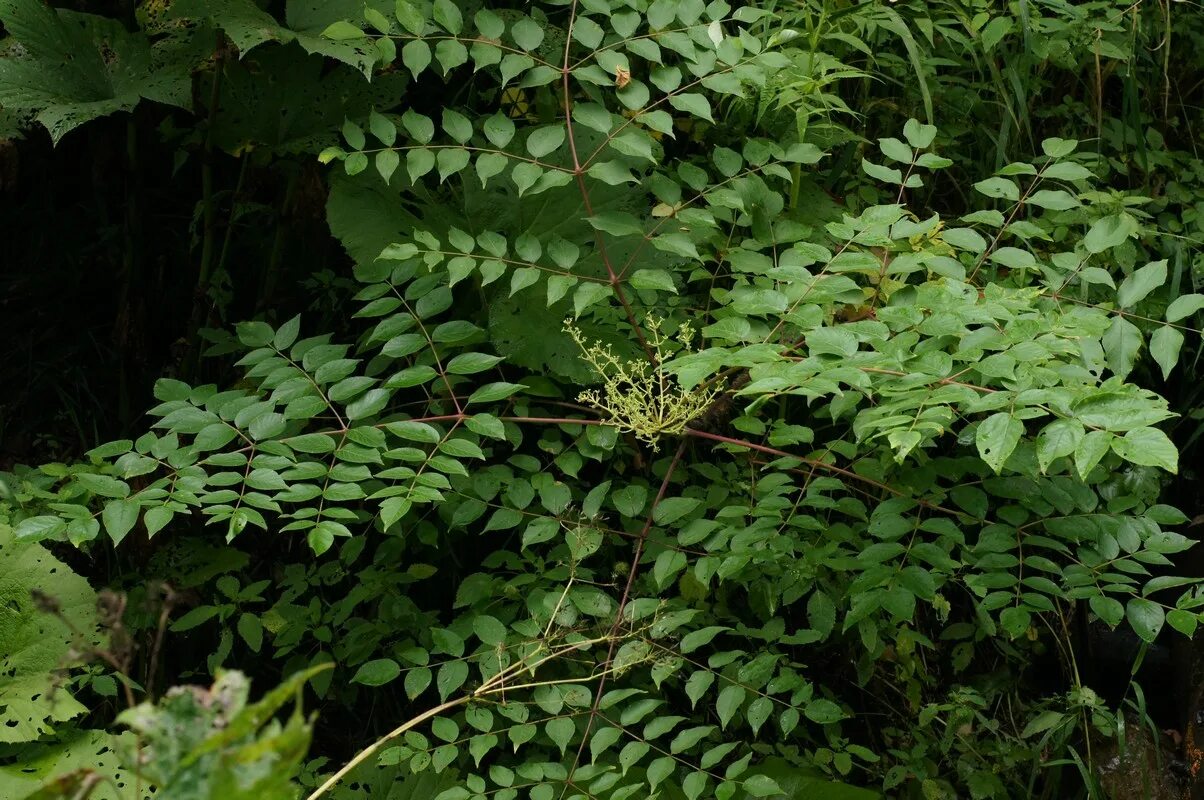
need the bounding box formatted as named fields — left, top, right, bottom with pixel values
left=3, top=1, right=1202, bottom=799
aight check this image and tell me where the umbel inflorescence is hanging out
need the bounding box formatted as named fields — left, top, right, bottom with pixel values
left=566, top=316, right=719, bottom=450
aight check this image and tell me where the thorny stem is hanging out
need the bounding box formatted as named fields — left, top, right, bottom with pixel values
left=196, top=50, right=223, bottom=296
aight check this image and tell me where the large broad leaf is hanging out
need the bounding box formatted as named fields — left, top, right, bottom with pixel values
left=0, top=104, right=28, bottom=138
left=209, top=45, right=407, bottom=155
left=0, top=730, right=141, bottom=800
left=165, top=0, right=292, bottom=54
left=285, top=0, right=392, bottom=76
left=326, top=170, right=429, bottom=268
left=489, top=291, right=634, bottom=383
left=1070, top=389, right=1174, bottom=432
left=0, top=0, right=194, bottom=143
left=0, top=523, right=98, bottom=743
left=1101, top=315, right=1142, bottom=379
left=976, top=412, right=1023, bottom=473
left=1115, top=260, right=1167, bottom=309
left=166, top=0, right=392, bottom=76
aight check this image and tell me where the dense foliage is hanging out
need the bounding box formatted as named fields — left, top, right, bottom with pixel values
left=3, top=1, right=1204, bottom=798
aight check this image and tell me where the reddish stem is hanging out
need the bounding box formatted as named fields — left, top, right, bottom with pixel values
left=560, top=0, right=652, bottom=361
left=561, top=438, right=689, bottom=793
left=688, top=428, right=968, bottom=519
left=402, top=413, right=609, bottom=427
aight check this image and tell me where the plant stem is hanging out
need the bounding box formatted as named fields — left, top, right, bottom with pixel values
left=307, top=633, right=614, bottom=800
left=214, top=154, right=249, bottom=285
left=560, top=0, right=652, bottom=361
left=258, top=172, right=296, bottom=313
left=117, top=116, right=142, bottom=431
left=560, top=439, right=688, bottom=795
left=305, top=695, right=472, bottom=800
left=184, top=34, right=227, bottom=379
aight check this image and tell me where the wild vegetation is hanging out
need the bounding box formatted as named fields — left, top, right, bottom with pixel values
left=2, top=0, right=1204, bottom=798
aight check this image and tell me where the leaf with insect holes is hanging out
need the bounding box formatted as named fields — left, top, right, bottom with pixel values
left=0, top=524, right=98, bottom=742
left=976, top=413, right=1022, bottom=473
